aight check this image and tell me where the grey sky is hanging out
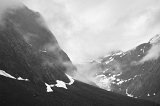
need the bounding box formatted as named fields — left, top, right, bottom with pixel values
left=22, top=0, right=160, bottom=63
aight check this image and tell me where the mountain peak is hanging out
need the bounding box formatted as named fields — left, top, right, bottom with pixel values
left=149, top=34, right=160, bottom=44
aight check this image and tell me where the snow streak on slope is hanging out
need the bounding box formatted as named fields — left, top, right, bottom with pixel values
left=65, top=74, right=74, bottom=85
left=0, top=70, right=16, bottom=79
left=17, top=77, right=29, bottom=81
left=0, top=70, right=29, bottom=81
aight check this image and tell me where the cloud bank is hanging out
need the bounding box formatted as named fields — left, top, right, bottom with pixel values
left=139, top=44, right=160, bottom=63
left=22, top=0, right=160, bottom=64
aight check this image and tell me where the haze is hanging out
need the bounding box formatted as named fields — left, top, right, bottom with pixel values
left=21, top=0, right=160, bottom=63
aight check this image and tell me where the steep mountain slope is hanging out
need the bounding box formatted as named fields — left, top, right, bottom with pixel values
left=91, top=34, right=160, bottom=104
left=0, top=4, right=159, bottom=106
left=0, top=5, right=75, bottom=85
left=1, top=75, right=159, bottom=106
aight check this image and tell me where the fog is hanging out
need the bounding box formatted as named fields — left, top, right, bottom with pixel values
left=0, top=0, right=22, bottom=26
left=140, top=43, right=160, bottom=63
left=22, top=0, right=160, bottom=64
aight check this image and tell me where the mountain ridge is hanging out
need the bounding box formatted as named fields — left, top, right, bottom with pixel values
left=89, top=34, right=160, bottom=104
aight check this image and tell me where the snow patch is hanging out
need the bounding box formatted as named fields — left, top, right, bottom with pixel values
left=112, top=51, right=123, bottom=56
left=126, top=88, right=134, bottom=97
left=105, top=58, right=114, bottom=64
left=95, top=73, right=142, bottom=92
left=45, top=80, right=68, bottom=92
left=17, top=77, right=29, bottom=81
left=0, top=70, right=30, bottom=82
left=115, top=52, right=123, bottom=55
left=65, top=74, right=74, bottom=85
left=117, top=80, right=125, bottom=85
left=0, top=70, right=16, bottom=79
left=55, top=80, right=67, bottom=89
left=45, top=74, right=75, bottom=92
left=120, top=53, right=126, bottom=57
left=45, top=83, right=53, bottom=92
left=105, top=61, right=110, bottom=64
left=40, top=50, right=47, bottom=53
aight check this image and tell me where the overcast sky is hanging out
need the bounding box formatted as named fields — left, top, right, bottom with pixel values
left=22, top=0, right=160, bottom=63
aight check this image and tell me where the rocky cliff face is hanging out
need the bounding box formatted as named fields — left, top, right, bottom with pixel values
left=90, top=34, right=160, bottom=103
left=0, top=6, right=75, bottom=84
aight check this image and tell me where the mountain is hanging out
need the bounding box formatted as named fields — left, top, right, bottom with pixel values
left=0, top=4, right=159, bottom=106
left=90, top=34, right=160, bottom=104
left=0, top=5, right=76, bottom=84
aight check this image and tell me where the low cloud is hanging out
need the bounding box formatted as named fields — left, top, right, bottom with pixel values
left=22, top=0, right=160, bottom=64
left=131, top=43, right=160, bottom=65
left=0, top=0, right=23, bottom=26
left=73, top=63, right=100, bottom=85
left=139, top=44, right=160, bottom=63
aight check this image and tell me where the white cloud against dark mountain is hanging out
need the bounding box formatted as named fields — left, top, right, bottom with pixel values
left=139, top=44, right=160, bottom=63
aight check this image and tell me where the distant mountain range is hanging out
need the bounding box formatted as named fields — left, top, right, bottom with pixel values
left=0, top=4, right=159, bottom=106
left=90, top=34, right=160, bottom=104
